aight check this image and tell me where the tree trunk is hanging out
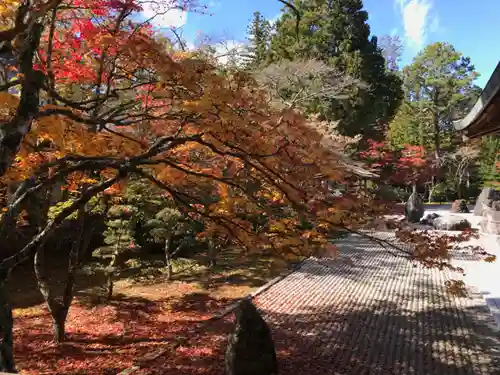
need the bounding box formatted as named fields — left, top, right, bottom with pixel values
left=105, top=246, right=119, bottom=301
left=106, top=273, right=114, bottom=301
left=0, top=275, right=15, bottom=373
left=428, top=184, right=436, bottom=203
left=34, top=247, right=69, bottom=343
left=0, top=23, right=44, bottom=178
left=432, top=99, right=441, bottom=160
left=34, top=207, right=91, bottom=343
left=209, top=242, right=217, bottom=269
left=52, top=313, right=66, bottom=343
left=430, top=100, right=441, bottom=204
left=164, top=235, right=173, bottom=281
left=457, top=175, right=463, bottom=199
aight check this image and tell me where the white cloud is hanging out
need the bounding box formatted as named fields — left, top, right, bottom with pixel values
left=395, top=0, right=438, bottom=49
left=141, top=2, right=188, bottom=28
left=390, top=27, right=398, bottom=36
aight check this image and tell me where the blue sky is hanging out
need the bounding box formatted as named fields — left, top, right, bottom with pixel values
left=145, top=0, right=500, bottom=88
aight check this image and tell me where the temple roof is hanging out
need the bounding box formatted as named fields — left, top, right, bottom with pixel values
left=453, top=62, right=500, bottom=138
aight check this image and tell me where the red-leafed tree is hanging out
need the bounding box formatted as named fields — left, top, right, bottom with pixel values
left=360, top=141, right=434, bottom=191
left=392, top=144, right=435, bottom=190
left=358, top=139, right=394, bottom=182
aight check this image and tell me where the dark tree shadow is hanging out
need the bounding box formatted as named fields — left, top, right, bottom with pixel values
left=140, top=290, right=500, bottom=375
left=8, top=246, right=291, bottom=309
left=168, top=292, right=234, bottom=314
left=138, top=235, right=500, bottom=375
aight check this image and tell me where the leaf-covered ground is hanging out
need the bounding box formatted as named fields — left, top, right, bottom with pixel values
left=14, top=285, right=235, bottom=375
left=11, top=251, right=291, bottom=375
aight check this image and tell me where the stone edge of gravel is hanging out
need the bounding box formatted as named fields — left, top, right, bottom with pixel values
left=117, top=259, right=309, bottom=374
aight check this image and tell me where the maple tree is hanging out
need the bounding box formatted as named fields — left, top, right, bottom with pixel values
left=0, top=1, right=494, bottom=373
left=360, top=140, right=435, bottom=190
left=393, top=145, right=435, bottom=189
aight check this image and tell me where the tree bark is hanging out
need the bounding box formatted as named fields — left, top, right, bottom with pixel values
left=34, top=208, right=92, bottom=343
left=0, top=23, right=44, bottom=177
left=52, top=315, right=65, bottom=343
left=0, top=274, right=15, bottom=373
left=34, top=247, right=67, bottom=343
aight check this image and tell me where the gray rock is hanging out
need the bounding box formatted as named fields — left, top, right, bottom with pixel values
left=451, top=199, right=469, bottom=213
left=405, top=191, right=425, bottom=223
left=474, top=188, right=500, bottom=216
left=433, top=216, right=471, bottom=231
left=225, top=299, right=278, bottom=375
left=420, top=213, right=440, bottom=226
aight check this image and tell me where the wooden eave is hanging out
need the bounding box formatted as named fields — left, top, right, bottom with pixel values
left=454, top=62, right=500, bottom=139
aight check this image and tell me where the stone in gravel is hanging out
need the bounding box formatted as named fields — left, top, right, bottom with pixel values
left=474, top=188, right=500, bottom=216
left=451, top=199, right=469, bottom=213
left=225, top=299, right=278, bottom=375
left=404, top=191, right=424, bottom=223
left=433, top=216, right=471, bottom=231
left=420, top=213, right=440, bottom=226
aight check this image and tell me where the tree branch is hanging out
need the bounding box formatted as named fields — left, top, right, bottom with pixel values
left=277, top=0, right=300, bottom=41
left=0, top=21, right=44, bottom=177
left=0, top=80, right=21, bottom=92
left=0, top=173, right=123, bottom=274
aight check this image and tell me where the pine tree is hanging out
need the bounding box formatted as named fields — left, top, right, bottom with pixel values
left=100, top=203, right=139, bottom=299
left=402, top=42, right=480, bottom=159
left=244, top=12, right=272, bottom=68
left=268, top=0, right=403, bottom=137
left=388, top=101, right=434, bottom=150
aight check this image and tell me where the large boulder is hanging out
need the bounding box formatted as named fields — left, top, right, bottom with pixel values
left=225, top=299, right=278, bottom=375
left=474, top=188, right=500, bottom=216
left=433, top=216, right=471, bottom=231
left=481, top=205, right=500, bottom=235
left=451, top=199, right=469, bottom=213
left=404, top=191, right=425, bottom=223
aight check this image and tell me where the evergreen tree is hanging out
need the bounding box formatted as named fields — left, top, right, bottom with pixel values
left=388, top=101, right=433, bottom=149
left=244, top=11, right=272, bottom=68
left=101, top=203, right=139, bottom=299
left=479, top=136, right=500, bottom=187
left=268, top=0, right=403, bottom=138
left=402, top=42, right=481, bottom=159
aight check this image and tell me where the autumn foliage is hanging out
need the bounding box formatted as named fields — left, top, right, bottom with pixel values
left=0, top=0, right=494, bottom=374
left=360, top=140, right=435, bottom=187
